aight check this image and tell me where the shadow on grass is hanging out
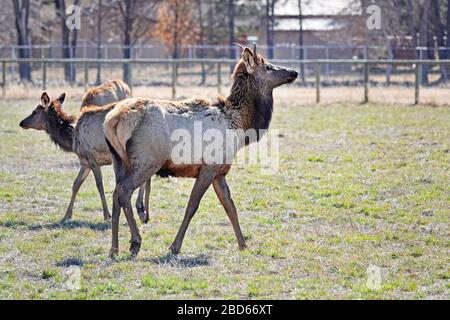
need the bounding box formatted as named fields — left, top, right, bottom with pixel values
left=0, top=219, right=110, bottom=232
left=55, top=257, right=86, bottom=267
left=144, top=253, right=210, bottom=268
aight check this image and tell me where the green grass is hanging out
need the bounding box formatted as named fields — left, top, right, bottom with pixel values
left=0, top=100, right=449, bottom=299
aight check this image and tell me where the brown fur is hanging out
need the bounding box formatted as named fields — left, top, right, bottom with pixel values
left=80, top=102, right=117, bottom=115
left=81, top=80, right=131, bottom=108
left=50, top=99, right=78, bottom=124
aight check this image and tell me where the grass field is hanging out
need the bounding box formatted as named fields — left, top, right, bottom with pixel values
left=0, top=98, right=448, bottom=299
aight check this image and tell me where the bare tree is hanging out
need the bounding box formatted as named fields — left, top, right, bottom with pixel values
left=155, top=0, right=198, bottom=61
left=431, top=0, right=448, bottom=82
left=114, top=0, right=159, bottom=84
left=12, top=0, right=32, bottom=82
left=96, top=0, right=104, bottom=85
left=266, top=0, right=275, bottom=59
left=297, top=0, right=305, bottom=84
left=197, top=0, right=206, bottom=84
left=228, top=0, right=236, bottom=60
left=54, top=0, right=80, bottom=84
left=419, top=1, right=432, bottom=85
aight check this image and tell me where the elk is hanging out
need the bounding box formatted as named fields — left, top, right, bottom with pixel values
left=104, top=44, right=298, bottom=258
left=80, top=80, right=131, bottom=108
left=19, top=80, right=151, bottom=222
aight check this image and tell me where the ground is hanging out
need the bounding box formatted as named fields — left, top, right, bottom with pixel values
left=0, top=96, right=448, bottom=299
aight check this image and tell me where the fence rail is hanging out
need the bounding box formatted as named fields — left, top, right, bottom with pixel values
left=2, top=58, right=450, bottom=104
left=2, top=43, right=449, bottom=61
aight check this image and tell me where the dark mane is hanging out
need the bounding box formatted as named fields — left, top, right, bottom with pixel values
left=215, top=57, right=274, bottom=134
left=47, top=101, right=77, bottom=152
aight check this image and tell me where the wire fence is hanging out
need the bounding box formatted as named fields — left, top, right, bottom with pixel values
left=2, top=58, right=450, bottom=105
left=2, top=43, right=449, bottom=62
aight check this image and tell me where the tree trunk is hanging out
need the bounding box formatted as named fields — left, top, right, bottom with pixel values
left=419, top=2, right=431, bottom=85
left=406, top=0, right=418, bottom=57
left=122, top=1, right=133, bottom=85
left=383, top=29, right=393, bottom=85
left=446, top=0, right=450, bottom=75
left=172, top=0, right=179, bottom=59
left=266, top=0, right=275, bottom=59
left=197, top=0, right=206, bottom=84
left=297, top=0, right=305, bottom=84
left=431, top=0, right=448, bottom=82
left=12, top=0, right=32, bottom=82
left=228, top=0, right=235, bottom=72
left=96, top=0, right=103, bottom=85
left=55, top=0, right=78, bottom=84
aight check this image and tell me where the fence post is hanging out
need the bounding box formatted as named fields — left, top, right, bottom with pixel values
left=84, top=61, right=89, bottom=91
left=171, top=61, right=177, bottom=99
left=415, top=63, right=421, bottom=105
left=128, top=61, right=133, bottom=94
left=42, top=61, right=47, bottom=91
left=2, top=61, right=6, bottom=97
left=217, top=62, right=222, bottom=95
left=315, top=62, right=321, bottom=104
left=364, top=62, right=369, bottom=103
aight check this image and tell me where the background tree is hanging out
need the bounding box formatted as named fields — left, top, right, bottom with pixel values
left=297, top=0, right=306, bottom=84
left=265, top=0, right=276, bottom=59
left=86, top=0, right=116, bottom=85
left=155, top=0, right=198, bottom=60
left=228, top=0, right=236, bottom=61
left=114, top=0, right=159, bottom=84
left=54, top=0, right=81, bottom=84
left=197, top=0, right=206, bottom=84
left=12, top=0, right=32, bottom=82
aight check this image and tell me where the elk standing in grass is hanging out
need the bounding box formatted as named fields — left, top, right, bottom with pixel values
left=104, top=44, right=298, bottom=258
left=19, top=80, right=151, bottom=222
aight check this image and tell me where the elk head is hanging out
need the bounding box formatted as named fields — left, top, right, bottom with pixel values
left=19, top=92, right=66, bottom=131
left=236, top=43, right=298, bottom=90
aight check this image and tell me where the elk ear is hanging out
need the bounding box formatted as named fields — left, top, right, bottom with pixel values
left=57, top=93, right=66, bottom=105
left=242, top=48, right=257, bottom=74
left=41, top=92, right=50, bottom=108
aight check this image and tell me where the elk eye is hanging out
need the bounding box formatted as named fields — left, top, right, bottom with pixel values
left=265, top=65, right=271, bottom=71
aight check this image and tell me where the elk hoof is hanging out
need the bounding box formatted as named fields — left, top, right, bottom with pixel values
left=109, top=247, right=119, bottom=260
left=169, top=244, right=180, bottom=255
left=103, top=214, right=112, bottom=222
left=137, top=207, right=148, bottom=224
left=130, top=241, right=141, bottom=257
left=61, top=214, right=72, bottom=222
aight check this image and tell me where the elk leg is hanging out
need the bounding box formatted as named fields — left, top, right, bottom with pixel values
left=109, top=188, right=121, bottom=259
left=169, top=169, right=215, bottom=255
left=135, top=178, right=151, bottom=224
left=143, top=178, right=151, bottom=223
left=117, top=176, right=153, bottom=257
left=63, top=166, right=91, bottom=221
left=213, top=176, right=246, bottom=250
left=91, top=166, right=111, bottom=221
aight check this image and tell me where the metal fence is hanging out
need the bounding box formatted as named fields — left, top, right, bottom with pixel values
left=2, top=43, right=448, bottom=61
left=1, top=58, right=449, bottom=105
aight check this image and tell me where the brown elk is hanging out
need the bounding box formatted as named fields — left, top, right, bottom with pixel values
left=80, top=80, right=131, bottom=108
left=104, top=44, right=298, bottom=258
left=19, top=80, right=151, bottom=222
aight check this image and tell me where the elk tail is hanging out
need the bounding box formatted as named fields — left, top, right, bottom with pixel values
left=103, top=110, right=132, bottom=171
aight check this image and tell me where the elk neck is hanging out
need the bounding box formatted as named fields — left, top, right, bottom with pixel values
left=222, top=62, right=274, bottom=134
left=46, top=106, right=77, bottom=153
